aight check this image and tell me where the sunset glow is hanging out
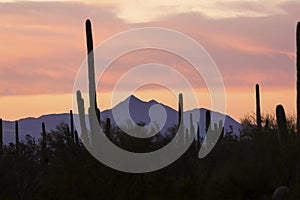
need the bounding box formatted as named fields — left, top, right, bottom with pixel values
left=0, top=0, right=298, bottom=121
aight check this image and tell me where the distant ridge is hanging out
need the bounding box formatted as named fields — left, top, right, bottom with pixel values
left=1, top=95, right=241, bottom=143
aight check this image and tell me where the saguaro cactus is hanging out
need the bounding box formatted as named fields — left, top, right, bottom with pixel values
left=265, top=119, right=269, bottom=129
left=205, top=110, right=211, bottom=134
left=74, top=130, right=79, bottom=145
left=105, top=118, right=111, bottom=136
left=41, top=122, right=46, bottom=151
left=76, top=90, right=89, bottom=144
left=189, top=113, right=195, bottom=138
left=0, top=118, right=2, bottom=154
left=41, top=122, right=47, bottom=162
left=86, top=19, right=101, bottom=144
left=276, top=105, right=288, bottom=143
left=70, top=110, right=74, bottom=141
left=196, top=122, right=200, bottom=148
left=297, top=22, right=300, bottom=133
left=256, top=84, right=262, bottom=128
left=219, top=120, right=224, bottom=138
left=86, top=19, right=100, bottom=123
left=213, top=120, right=224, bottom=144
left=86, top=19, right=97, bottom=113
left=178, top=93, right=184, bottom=144
left=15, top=121, right=19, bottom=155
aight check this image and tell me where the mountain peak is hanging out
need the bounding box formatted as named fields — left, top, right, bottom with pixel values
left=127, top=95, right=143, bottom=103
left=124, top=95, right=153, bottom=105
left=148, top=99, right=158, bottom=104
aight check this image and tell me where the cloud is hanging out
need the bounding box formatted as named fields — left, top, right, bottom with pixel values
left=0, top=0, right=299, bottom=96
left=68, top=0, right=299, bottom=23
left=1, top=0, right=296, bottom=23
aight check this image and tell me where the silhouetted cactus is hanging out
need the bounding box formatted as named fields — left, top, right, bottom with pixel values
left=86, top=19, right=96, bottom=110
left=214, top=123, right=218, bottom=134
left=105, top=118, right=111, bottom=136
left=218, top=120, right=224, bottom=138
left=185, top=128, right=189, bottom=144
left=276, top=105, right=288, bottom=143
left=85, top=19, right=101, bottom=145
left=74, top=130, right=79, bottom=145
left=0, top=118, right=2, bottom=154
left=297, top=22, right=300, bottom=133
left=41, top=122, right=46, bottom=150
left=70, top=110, right=74, bottom=141
left=256, top=84, right=262, bottom=128
left=205, top=110, right=224, bottom=145
left=178, top=93, right=184, bottom=144
left=214, top=120, right=225, bottom=144
left=86, top=19, right=100, bottom=123
left=15, top=121, right=19, bottom=155
left=204, top=110, right=213, bottom=147
left=189, top=113, right=195, bottom=137
left=196, top=122, right=200, bottom=149
left=76, top=90, right=89, bottom=144
left=205, top=110, right=211, bottom=134
left=41, top=122, right=47, bottom=163
left=265, top=118, right=269, bottom=130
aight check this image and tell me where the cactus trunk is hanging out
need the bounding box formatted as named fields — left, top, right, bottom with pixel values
left=76, top=90, right=89, bottom=144
left=189, top=113, right=195, bottom=138
left=219, top=120, right=224, bottom=138
left=86, top=19, right=97, bottom=113
left=0, top=118, right=2, bottom=154
left=86, top=19, right=101, bottom=144
left=15, top=121, right=19, bottom=155
left=86, top=19, right=100, bottom=122
left=41, top=122, right=47, bottom=163
left=74, top=130, right=79, bottom=145
left=297, top=22, right=300, bottom=133
left=70, top=110, right=74, bottom=142
left=256, top=84, right=262, bottom=128
left=105, top=118, right=111, bottom=136
left=196, top=122, right=200, bottom=148
left=205, top=110, right=211, bottom=134
left=178, top=93, right=184, bottom=144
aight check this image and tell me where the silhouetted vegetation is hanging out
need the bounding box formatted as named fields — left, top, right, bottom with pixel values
left=0, top=116, right=299, bottom=199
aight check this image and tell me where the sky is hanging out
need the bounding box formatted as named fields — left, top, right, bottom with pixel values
left=0, top=0, right=299, bottom=121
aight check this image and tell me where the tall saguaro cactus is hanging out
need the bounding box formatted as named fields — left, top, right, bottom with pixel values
left=86, top=19, right=101, bottom=144
left=86, top=19, right=100, bottom=123
left=297, top=22, right=300, bottom=133
left=86, top=19, right=97, bottom=113
left=256, top=84, right=262, bottom=128
left=15, top=121, right=19, bottom=155
left=75, top=19, right=102, bottom=145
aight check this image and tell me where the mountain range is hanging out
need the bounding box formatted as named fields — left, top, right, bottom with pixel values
left=1, top=95, right=242, bottom=143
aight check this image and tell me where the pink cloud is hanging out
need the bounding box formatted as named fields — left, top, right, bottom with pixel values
left=0, top=0, right=299, bottom=96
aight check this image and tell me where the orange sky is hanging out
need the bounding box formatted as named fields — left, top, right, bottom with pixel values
left=0, top=0, right=299, bottom=121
